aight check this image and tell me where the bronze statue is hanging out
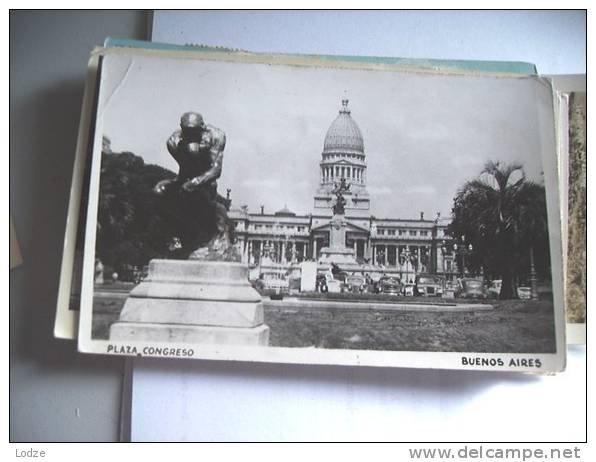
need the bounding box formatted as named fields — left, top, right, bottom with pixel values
left=331, top=178, right=350, bottom=215
left=154, top=112, right=238, bottom=261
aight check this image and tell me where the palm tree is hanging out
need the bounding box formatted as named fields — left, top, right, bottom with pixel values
left=450, top=161, right=548, bottom=299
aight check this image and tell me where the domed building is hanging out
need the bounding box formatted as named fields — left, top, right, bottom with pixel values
left=314, top=99, right=370, bottom=217
left=229, top=99, right=455, bottom=282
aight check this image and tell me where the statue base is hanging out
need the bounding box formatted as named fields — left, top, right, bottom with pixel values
left=318, top=246, right=358, bottom=266
left=316, top=212, right=360, bottom=268
left=109, top=259, right=269, bottom=346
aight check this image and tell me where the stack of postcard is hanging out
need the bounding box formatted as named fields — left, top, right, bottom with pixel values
left=53, top=39, right=585, bottom=373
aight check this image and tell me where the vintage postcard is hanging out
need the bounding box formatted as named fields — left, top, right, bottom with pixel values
left=53, top=54, right=101, bottom=339
left=565, top=91, right=586, bottom=328
left=78, top=47, right=565, bottom=372
left=550, top=74, right=586, bottom=345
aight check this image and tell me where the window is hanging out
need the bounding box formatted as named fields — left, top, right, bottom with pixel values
left=420, top=230, right=428, bottom=236
left=409, top=230, right=417, bottom=236
left=399, top=230, right=405, bottom=236
left=378, top=228, right=386, bottom=235
left=254, top=224, right=262, bottom=230
left=388, top=229, right=396, bottom=235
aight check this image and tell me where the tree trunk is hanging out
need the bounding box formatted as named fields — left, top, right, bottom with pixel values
left=499, top=264, right=517, bottom=299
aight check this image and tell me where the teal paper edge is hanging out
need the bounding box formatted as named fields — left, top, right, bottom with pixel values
left=103, top=37, right=537, bottom=75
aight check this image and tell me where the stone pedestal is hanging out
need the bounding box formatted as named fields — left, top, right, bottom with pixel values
left=110, top=259, right=269, bottom=346
left=318, top=213, right=359, bottom=267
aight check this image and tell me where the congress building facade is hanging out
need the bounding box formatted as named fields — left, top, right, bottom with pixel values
left=229, top=99, right=457, bottom=281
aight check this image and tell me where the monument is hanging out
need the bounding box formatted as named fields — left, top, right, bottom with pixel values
left=317, top=178, right=360, bottom=268
left=110, top=112, right=269, bottom=346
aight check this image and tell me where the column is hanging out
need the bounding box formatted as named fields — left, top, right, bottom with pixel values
left=281, top=242, right=286, bottom=263
left=417, top=246, right=421, bottom=274
left=372, top=244, right=376, bottom=265
left=383, top=245, right=388, bottom=266
left=247, top=240, right=252, bottom=264
left=302, top=243, right=307, bottom=259
left=313, top=239, right=318, bottom=259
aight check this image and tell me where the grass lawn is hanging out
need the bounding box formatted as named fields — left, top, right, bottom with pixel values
left=92, top=292, right=556, bottom=353
left=265, top=299, right=555, bottom=353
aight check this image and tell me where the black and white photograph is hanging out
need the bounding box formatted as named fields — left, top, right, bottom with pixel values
left=78, top=48, right=565, bottom=371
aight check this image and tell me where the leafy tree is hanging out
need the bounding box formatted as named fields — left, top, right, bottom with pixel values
left=96, top=151, right=177, bottom=275
left=449, top=161, right=549, bottom=299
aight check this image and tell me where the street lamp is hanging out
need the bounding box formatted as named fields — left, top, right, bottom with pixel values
left=440, top=240, right=449, bottom=277
left=529, top=246, right=539, bottom=300
left=452, top=235, right=474, bottom=277
left=399, top=248, right=413, bottom=284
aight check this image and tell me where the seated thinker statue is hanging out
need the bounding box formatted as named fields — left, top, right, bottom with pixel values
left=154, top=111, right=238, bottom=261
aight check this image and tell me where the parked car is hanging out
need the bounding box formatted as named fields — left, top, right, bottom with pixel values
left=517, top=286, right=532, bottom=300
left=487, top=280, right=533, bottom=299
left=379, top=276, right=402, bottom=295
left=344, top=274, right=366, bottom=293
left=415, top=274, right=444, bottom=297
left=316, top=272, right=334, bottom=293
left=487, top=279, right=502, bottom=299
left=457, top=278, right=487, bottom=299
left=252, top=273, right=289, bottom=300
left=403, top=283, right=416, bottom=297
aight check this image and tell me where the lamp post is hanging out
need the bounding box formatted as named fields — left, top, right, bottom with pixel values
left=440, top=240, right=449, bottom=278
left=529, top=246, right=539, bottom=300
left=452, top=235, right=474, bottom=277
left=400, top=248, right=412, bottom=284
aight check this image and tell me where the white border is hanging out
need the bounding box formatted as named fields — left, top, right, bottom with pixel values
left=53, top=54, right=101, bottom=340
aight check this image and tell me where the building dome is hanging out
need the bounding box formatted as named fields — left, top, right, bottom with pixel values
left=274, top=205, right=296, bottom=217
left=323, top=99, right=364, bottom=154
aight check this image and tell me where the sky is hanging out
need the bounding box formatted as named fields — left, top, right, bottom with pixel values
left=98, top=52, right=555, bottom=220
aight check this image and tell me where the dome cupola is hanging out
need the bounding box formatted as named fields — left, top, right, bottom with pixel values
left=323, top=99, right=364, bottom=154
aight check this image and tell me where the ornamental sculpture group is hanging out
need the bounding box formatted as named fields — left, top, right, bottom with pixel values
left=331, top=177, right=350, bottom=216
left=109, top=112, right=269, bottom=346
